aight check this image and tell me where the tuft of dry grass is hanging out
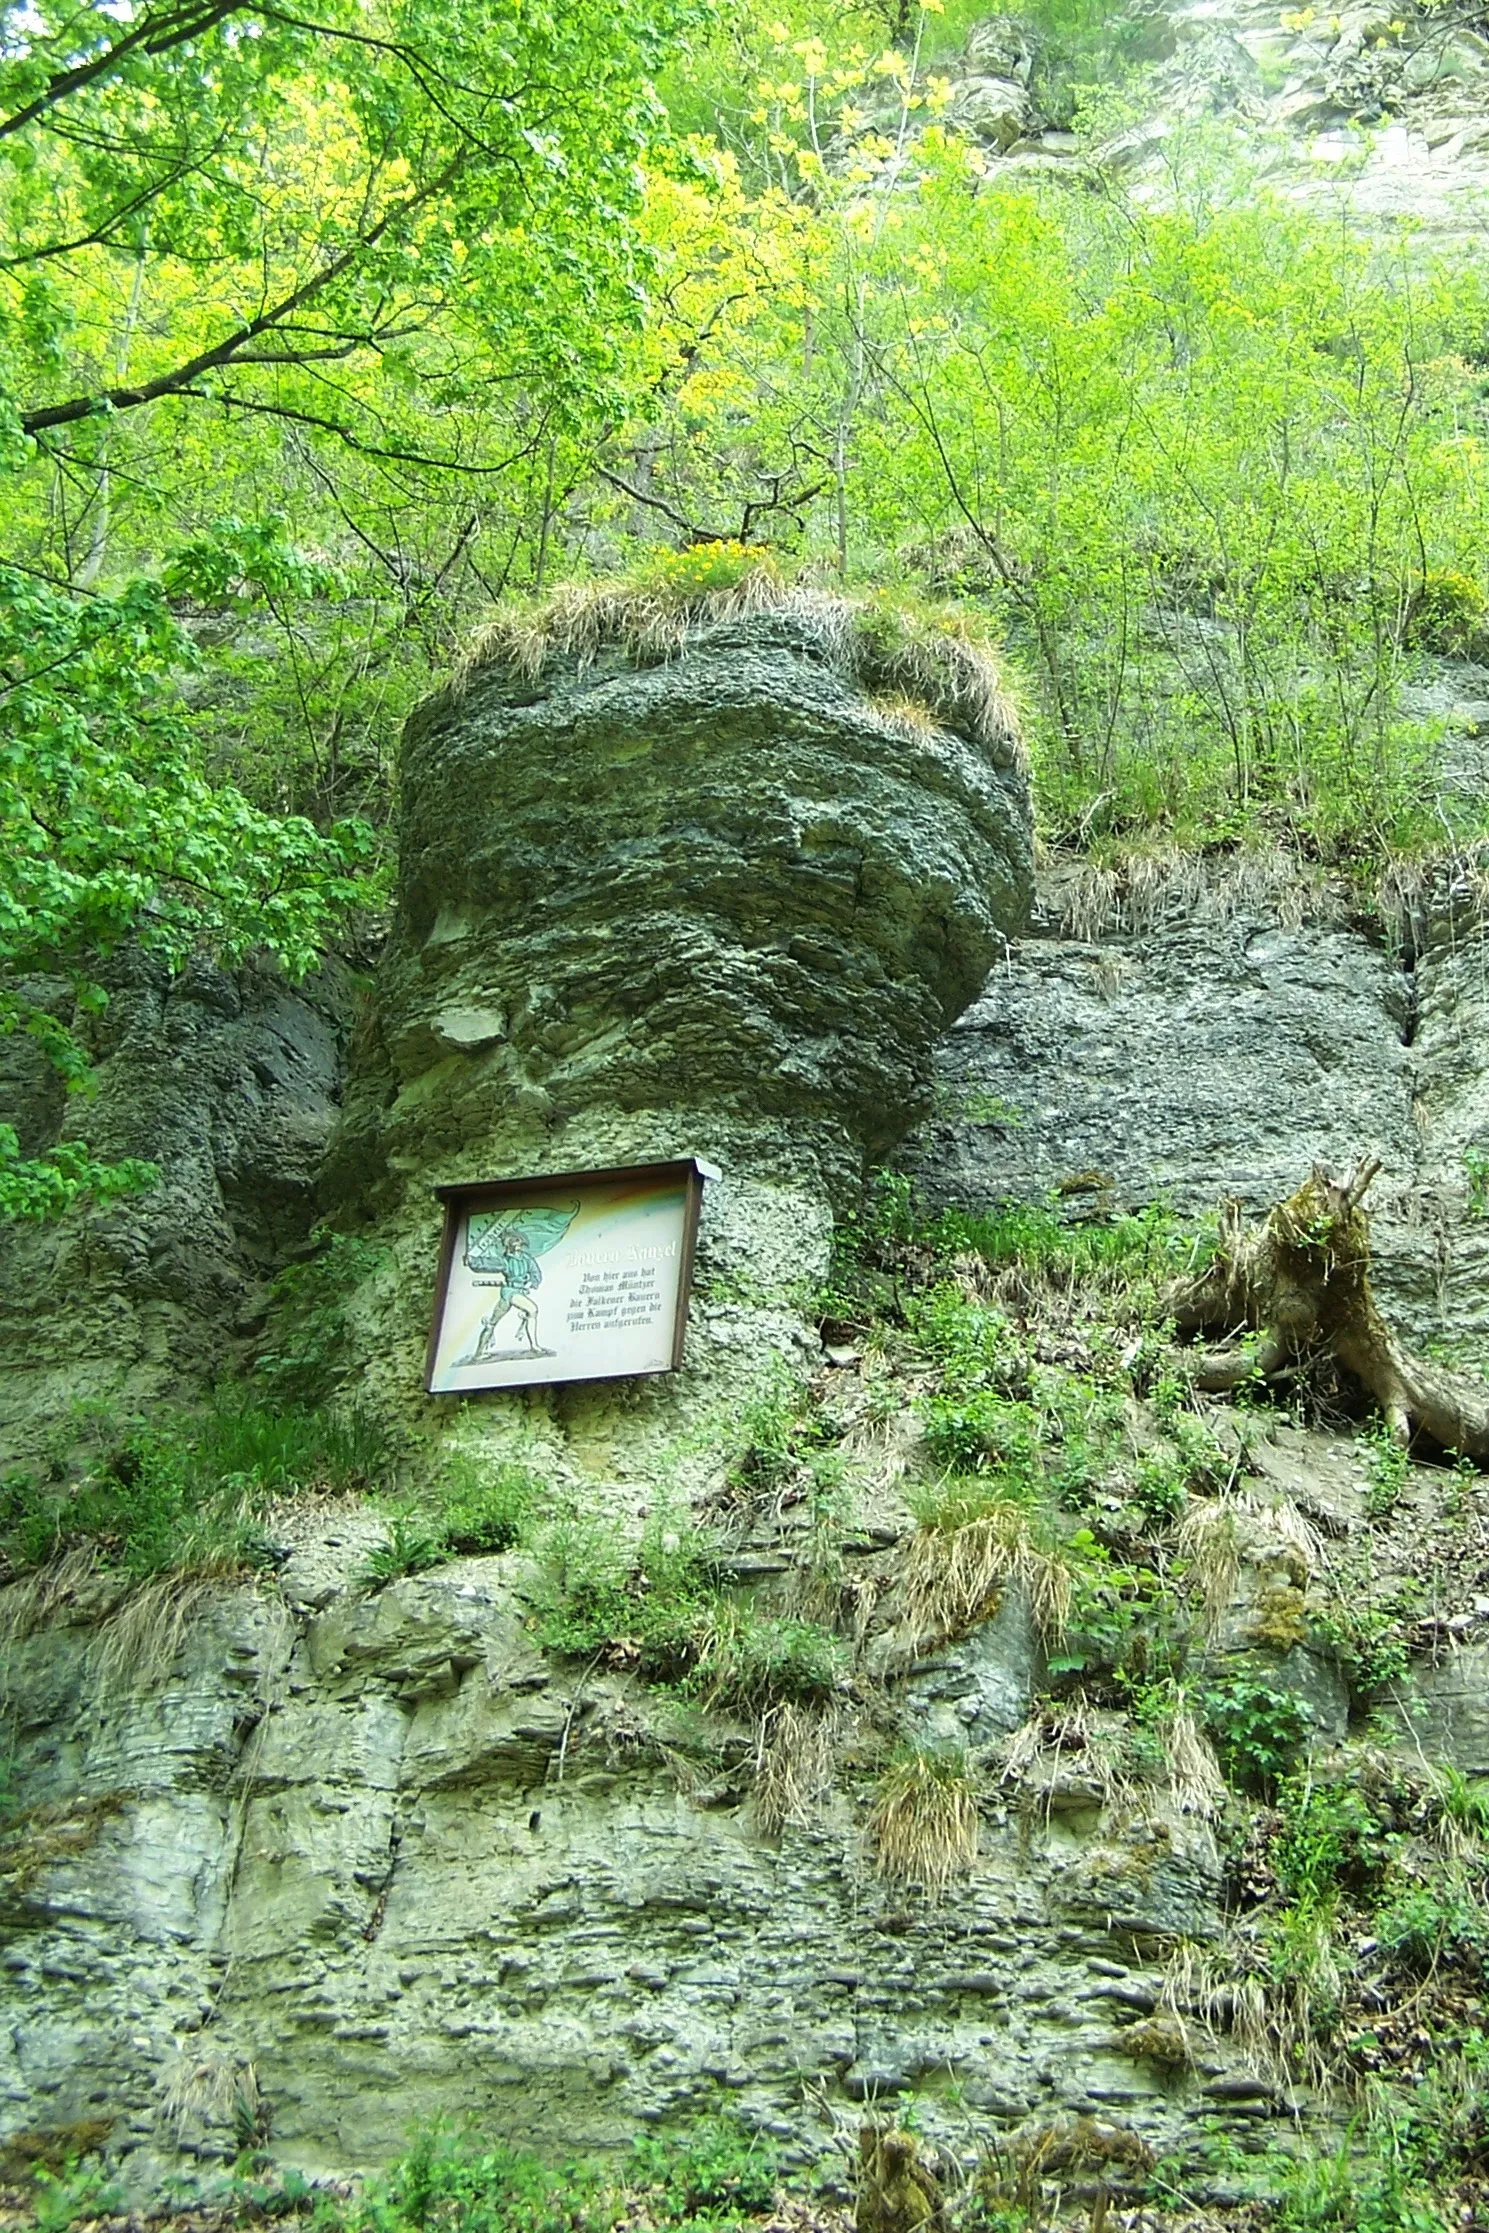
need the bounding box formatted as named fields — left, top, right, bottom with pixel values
left=1163, top=1701, right=1227, bottom=1819
left=1175, top=1500, right=1243, bottom=1635
left=1161, top=1927, right=1343, bottom=2096
left=160, top=2049, right=263, bottom=2143
left=754, top=1700, right=840, bottom=1837
left=467, top=562, right=799, bottom=685
left=999, top=1701, right=1136, bottom=1821
left=1057, top=844, right=1330, bottom=944
left=0, top=1545, right=104, bottom=1651
left=89, top=1563, right=242, bottom=1690
left=868, top=1745, right=980, bottom=1894
left=905, top=1495, right=1070, bottom=1646
left=1177, top=1491, right=1323, bottom=1638
left=427, top=564, right=1025, bottom=773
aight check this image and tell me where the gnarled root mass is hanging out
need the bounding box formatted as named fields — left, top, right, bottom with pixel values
left=1171, top=1159, right=1489, bottom=1458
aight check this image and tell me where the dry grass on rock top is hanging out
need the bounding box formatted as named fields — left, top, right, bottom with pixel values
left=428, top=546, right=1027, bottom=775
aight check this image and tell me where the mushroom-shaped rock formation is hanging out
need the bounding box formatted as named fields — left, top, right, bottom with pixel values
left=327, top=574, right=1033, bottom=1456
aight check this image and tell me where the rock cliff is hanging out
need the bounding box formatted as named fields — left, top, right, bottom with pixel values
left=321, top=583, right=1032, bottom=1464
left=11, top=41, right=1489, bottom=2210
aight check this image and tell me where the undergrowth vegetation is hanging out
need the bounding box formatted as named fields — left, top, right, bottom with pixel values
left=0, top=1401, right=390, bottom=1587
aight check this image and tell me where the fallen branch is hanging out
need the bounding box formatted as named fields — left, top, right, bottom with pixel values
left=1171, top=1159, right=1489, bottom=1458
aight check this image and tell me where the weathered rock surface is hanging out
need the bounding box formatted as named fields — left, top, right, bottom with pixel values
left=906, top=874, right=1489, bottom=1354
left=0, top=954, right=351, bottom=1460
left=0, top=1541, right=1234, bottom=2195
left=324, top=601, right=1032, bottom=1450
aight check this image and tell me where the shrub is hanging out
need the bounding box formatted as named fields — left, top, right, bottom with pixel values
left=924, top=1196, right=1206, bottom=1289
left=1042, top=1529, right=1180, bottom=1692
left=1375, top=1874, right=1488, bottom=1976
left=334, top=2128, right=613, bottom=2233
left=1404, top=567, right=1486, bottom=657
left=1272, top=2129, right=1450, bottom=2233
left=1274, top=1774, right=1391, bottom=1906
left=528, top=1514, right=719, bottom=1680
left=921, top=1388, right=1040, bottom=1480
left=636, top=539, right=780, bottom=601
left=1132, top=1451, right=1189, bottom=1523
left=1202, top=1674, right=1310, bottom=1795
left=630, top=2115, right=779, bottom=2215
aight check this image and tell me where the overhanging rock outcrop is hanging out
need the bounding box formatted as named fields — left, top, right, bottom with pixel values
left=326, top=582, right=1033, bottom=1448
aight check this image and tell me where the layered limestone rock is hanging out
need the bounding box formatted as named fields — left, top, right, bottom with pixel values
left=324, top=586, right=1033, bottom=1458
left=0, top=954, right=350, bottom=1462
left=0, top=1527, right=1241, bottom=2195
left=905, top=866, right=1489, bottom=1355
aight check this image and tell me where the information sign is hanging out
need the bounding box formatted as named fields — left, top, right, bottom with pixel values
left=425, top=1158, right=707, bottom=1394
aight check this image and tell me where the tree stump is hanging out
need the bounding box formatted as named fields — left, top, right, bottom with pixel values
left=1172, top=1159, right=1489, bottom=1457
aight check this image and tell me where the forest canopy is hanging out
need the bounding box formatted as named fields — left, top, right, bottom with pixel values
left=6, top=0, right=1489, bottom=1211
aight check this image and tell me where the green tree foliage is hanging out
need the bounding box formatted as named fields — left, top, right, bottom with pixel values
left=10, top=0, right=1489, bottom=1224
left=622, top=94, right=1489, bottom=864
left=0, top=0, right=708, bottom=1215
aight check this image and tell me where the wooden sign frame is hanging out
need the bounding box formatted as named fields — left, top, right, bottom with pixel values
left=424, top=1157, right=707, bottom=1394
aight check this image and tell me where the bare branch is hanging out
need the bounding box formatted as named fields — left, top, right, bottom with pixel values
left=20, top=154, right=466, bottom=434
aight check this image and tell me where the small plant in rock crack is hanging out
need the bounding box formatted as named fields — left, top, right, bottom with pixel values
left=30, top=2165, right=124, bottom=2233
left=1363, top=1416, right=1410, bottom=1520
left=362, top=1515, right=446, bottom=1587
left=432, top=1454, right=539, bottom=1554
left=1313, top=1590, right=1413, bottom=1703
left=1466, top=1147, right=1489, bottom=1220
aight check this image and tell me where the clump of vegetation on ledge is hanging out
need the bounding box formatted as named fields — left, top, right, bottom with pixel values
left=0, top=1401, right=389, bottom=1596
left=436, top=544, right=1026, bottom=772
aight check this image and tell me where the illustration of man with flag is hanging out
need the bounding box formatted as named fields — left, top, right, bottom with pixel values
left=455, top=1200, right=579, bottom=1365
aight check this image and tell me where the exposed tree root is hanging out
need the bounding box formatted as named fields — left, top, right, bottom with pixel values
left=1171, top=1159, right=1489, bottom=1458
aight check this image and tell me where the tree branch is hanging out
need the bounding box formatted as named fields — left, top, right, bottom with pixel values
left=196, top=387, right=550, bottom=474
left=20, top=153, right=466, bottom=434
left=0, top=0, right=252, bottom=141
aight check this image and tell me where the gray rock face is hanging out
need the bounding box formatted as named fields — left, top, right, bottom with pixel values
left=340, top=607, right=1031, bottom=1200
left=323, top=602, right=1032, bottom=1446
left=0, top=1541, right=1232, bottom=2193
left=905, top=876, right=1489, bottom=1352
left=0, top=953, right=350, bottom=1459
left=913, top=902, right=1415, bottom=1220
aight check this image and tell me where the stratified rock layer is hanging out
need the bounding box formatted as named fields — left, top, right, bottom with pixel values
left=0, top=955, right=350, bottom=1460
left=326, top=603, right=1032, bottom=1437
left=0, top=1533, right=1233, bottom=2193
left=905, top=872, right=1489, bottom=1355
left=338, top=606, right=1031, bottom=1192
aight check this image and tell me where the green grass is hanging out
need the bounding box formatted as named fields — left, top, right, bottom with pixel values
left=922, top=1197, right=1211, bottom=1287
left=526, top=1512, right=846, bottom=1709
left=0, top=1398, right=391, bottom=1581
left=231, top=2117, right=782, bottom=2233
